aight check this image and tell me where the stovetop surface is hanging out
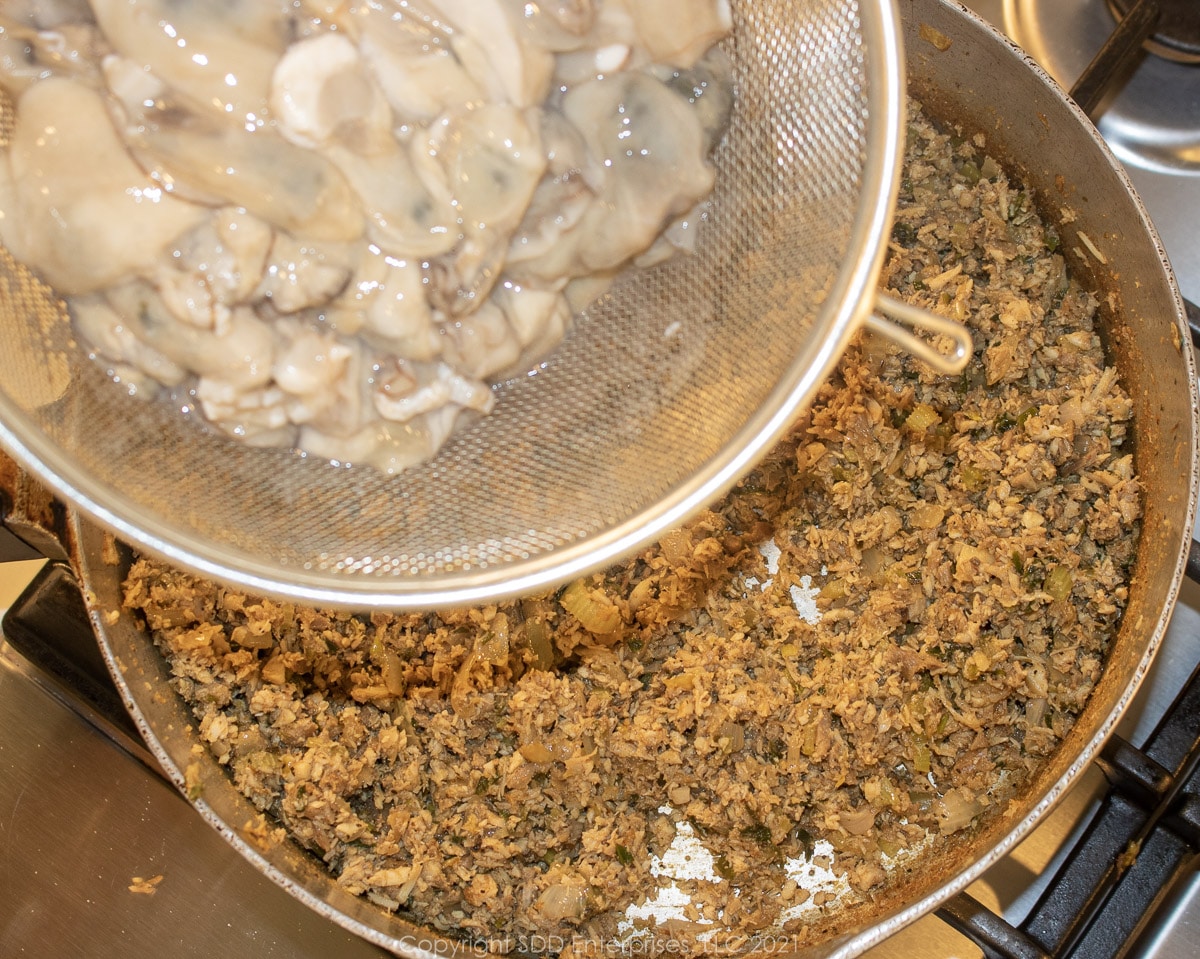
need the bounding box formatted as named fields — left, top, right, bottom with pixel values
left=0, top=631, right=389, bottom=958
left=4, top=2, right=1200, bottom=957
left=974, top=0, right=1200, bottom=308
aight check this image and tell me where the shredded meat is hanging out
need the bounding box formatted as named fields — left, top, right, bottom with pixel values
left=122, top=99, right=1141, bottom=954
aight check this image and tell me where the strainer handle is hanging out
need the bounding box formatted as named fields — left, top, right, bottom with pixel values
left=865, top=294, right=974, bottom=374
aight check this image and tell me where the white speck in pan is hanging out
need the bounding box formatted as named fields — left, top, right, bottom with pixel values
left=745, top=538, right=781, bottom=592
left=779, top=839, right=851, bottom=923
left=620, top=810, right=720, bottom=936
left=789, top=575, right=821, bottom=624
left=759, top=539, right=781, bottom=575
left=621, top=882, right=700, bottom=930
left=650, top=819, right=722, bottom=883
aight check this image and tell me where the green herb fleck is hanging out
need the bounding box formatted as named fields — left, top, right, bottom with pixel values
left=741, top=821, right=773, bottom=846
left=793, top=827, right=816, bottom=859
left=994, top=411, right=1018, bottom=433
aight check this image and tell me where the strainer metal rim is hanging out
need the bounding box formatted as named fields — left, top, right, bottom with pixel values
left=0, top=0, right=910, bottom=610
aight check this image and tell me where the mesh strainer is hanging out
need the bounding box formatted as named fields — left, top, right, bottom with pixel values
left=0, top=0, right=970, bottom=609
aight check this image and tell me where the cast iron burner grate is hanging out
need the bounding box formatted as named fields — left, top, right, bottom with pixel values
left=2, top=560, right=150, bottom=764
left=1109, top=0, right=1200, bottom=63
left=1069, top=0, right=1200, bottom=116
left=934, top=540, right=1200, bottom=959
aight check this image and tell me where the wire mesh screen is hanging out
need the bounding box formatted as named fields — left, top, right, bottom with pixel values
left=0, top=0, right=886, bottom=605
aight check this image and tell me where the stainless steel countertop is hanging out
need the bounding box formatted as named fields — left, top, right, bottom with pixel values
left=0, top=638, right=388, bottom=958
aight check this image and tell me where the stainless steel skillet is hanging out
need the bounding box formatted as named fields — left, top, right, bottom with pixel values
left=4, top=0, right=1197, bottom=955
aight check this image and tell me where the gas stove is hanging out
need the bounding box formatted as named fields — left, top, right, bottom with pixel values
left=994, top=0, right=1200, bottom=309
left=3, top=2, right=1200, bottom=957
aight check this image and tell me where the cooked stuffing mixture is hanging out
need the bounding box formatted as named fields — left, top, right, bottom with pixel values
left=122, top=100, right=1141, bottom=953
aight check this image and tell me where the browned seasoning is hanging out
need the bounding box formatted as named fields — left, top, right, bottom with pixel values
left=122, top=99, right=1141, bottom=953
